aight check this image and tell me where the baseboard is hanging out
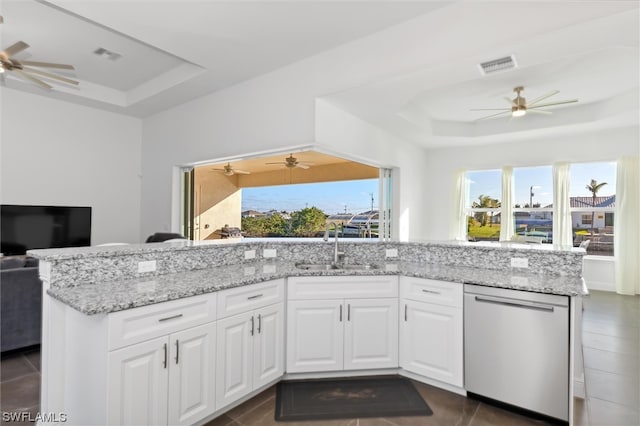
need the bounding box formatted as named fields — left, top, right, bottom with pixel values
left=284, top=368, right=399, bottom=380
left=574, top=378, right=586, bottom=399
left=399, top=369, right=466, bottom=396
left=584, top=280, right=615, bottom=292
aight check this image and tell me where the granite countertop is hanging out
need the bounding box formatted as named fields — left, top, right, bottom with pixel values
left=47, top=260, right=587, bottom=315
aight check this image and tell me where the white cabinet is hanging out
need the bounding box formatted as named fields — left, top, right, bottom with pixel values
left=107, top=336, right=169, bottom=426
left=168, top=323, right=217, bottom=426
left=344, top=298, right=398, bottom=370
left=399, top=277, right=463, bottom=387
left=287, top=300, right=344, bottom=372
left=215, top=280, right=285, bottom=410
left=286, top=276, right=399, bottom=374
left=108, top=322, right=217, bottom=426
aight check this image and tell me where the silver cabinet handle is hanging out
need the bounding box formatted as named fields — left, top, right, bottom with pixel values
left=404, top=304, right=408, bottom=322
left=422, top=289, right=440, bottom=295
left=175, top=340, right=179, bottom=364
left=474, top=295, right=555, bottom=312
left=247, top=294, right=263, bottom=300
left=163, top=343, right=167, bottom=369
left=250, top=316, right=255, bottom=336
left=158, top=314, right=183, bottom=322
left=339, top=305, right=343, bottom=322
left=257, top=314, right=262, bottom=334
left=347, top=304, right=351, bottom=321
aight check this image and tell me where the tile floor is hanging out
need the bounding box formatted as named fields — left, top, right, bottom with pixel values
left=1, top=291, right=637, bottom=425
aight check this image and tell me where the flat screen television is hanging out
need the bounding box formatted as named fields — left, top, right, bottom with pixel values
left=1, top=205, right=92, bottom=255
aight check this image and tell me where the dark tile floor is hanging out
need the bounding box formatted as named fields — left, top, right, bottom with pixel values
left=1, top=291, right=637, bottom=425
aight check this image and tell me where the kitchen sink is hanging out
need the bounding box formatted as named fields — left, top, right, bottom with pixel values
left=295, top=263, right=379, bottom=271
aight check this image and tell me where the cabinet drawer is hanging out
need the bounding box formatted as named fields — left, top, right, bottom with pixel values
left=288, top=276, right=398, bottom=300
left=217, top=279, right=284, bottom=319
left=400, top=277, right=462, bottom=308
left=108, top=293, right=217, bottom=350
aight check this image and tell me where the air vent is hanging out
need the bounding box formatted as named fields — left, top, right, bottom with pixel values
left=93, top=47, right=122, bottom=61
left=478, top=55, right=517, bottom=75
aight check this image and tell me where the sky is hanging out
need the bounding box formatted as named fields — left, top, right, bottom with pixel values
left=242, top=178, right=379, bottom=214
left=467, top=162, right=616, bottom=208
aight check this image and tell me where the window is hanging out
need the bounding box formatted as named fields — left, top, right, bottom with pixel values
left=188, top=151, right=387, bottom=241
left=513, top=166, right=553, bottom=243
left=466, top=170, right=501, bottom=241
left=570, top=162, right=616, bottom=256
left=462, top=163, right=617, bottom=252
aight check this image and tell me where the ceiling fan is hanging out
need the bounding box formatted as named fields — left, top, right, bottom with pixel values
left=266, top=154, right=313, bottom=169
left=471, top=86, right=578, bottom=121
left=210, top=163, right=250, bottom=176
left=0, top=41, right=78, bottom=90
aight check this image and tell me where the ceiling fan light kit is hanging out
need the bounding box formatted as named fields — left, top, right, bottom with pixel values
left=211, top=163, right=250, bottom=176
left=0, top=40, right=78, bottom=90
left=471, top=86, right=578, bottom=121
left=266, top=154, right=313, bottom=170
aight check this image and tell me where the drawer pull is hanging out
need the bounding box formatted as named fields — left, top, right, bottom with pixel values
left=163, top=343, right=167, bottom=369
left=404, top=304, right=408, bottom=322
left=257, top=314, right=262, bottom=334
left=175, top=339, right=180, bottom=364
left=339, top=305, right=343, bottom=322
left=247, top=294, right=264, bottom=300
left=158, top=314, right=183, bottom=322
left=347, top=304, right=351, bottom=321
left=422, top=289, right=441, bottom=295
left=250, top=316, right=255, bottom=336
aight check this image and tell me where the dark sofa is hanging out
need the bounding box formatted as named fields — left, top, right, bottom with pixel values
left=1, top=256, right=42, bottom=352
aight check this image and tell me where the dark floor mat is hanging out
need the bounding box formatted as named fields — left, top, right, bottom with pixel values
left=275, top=376, right=433, bottom=422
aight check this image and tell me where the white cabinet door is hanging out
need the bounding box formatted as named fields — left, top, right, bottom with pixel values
left=168, top=322, right=217, bottom=426
left=107, top=336, right=169, bottom=426
left=344, top=298, right=398, bottom=370
left=216, top=311, right=254, bottom=409
left=286, top=300, right=344, bottom=373
left=399, top=299, right=463, bottom=387
left=253, top=303, right=284, bottom=389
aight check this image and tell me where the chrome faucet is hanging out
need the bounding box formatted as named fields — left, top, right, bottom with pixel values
left=323, top=222, right=344, bottom=265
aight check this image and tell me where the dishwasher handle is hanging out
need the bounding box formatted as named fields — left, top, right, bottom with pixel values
left=474, top=295, right=555, bottom=312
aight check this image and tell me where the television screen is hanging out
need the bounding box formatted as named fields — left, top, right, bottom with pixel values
left=1, top=205, right=92, bottom=255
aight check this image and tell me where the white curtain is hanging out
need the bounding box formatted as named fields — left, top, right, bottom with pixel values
left=500, top=166, right=514, bottom=241
left=615, top=156, right=640, bottom=295
left=552, top=162, right=573, bottom=248
left=449, top=170, right=467, bottom=241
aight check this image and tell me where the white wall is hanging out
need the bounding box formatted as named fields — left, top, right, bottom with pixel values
left=315, top=99, right=428, bottom=241
left=1, top=88, right=142, bottom=245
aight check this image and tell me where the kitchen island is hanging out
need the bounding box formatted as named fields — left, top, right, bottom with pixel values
left=30, top=240, right=586, bottom=425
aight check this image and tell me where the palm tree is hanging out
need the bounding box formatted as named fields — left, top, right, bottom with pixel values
left=472, top=194, right=500, bottom=227
left=586, top=179, right=607, bottom=234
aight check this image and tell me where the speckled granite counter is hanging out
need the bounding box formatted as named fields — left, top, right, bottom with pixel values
left=47, top=260, right=586, bottom=315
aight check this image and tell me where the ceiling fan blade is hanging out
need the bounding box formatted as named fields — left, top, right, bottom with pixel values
left=503, top=97, right=514, bottom=105
left=265, top=162, right=285, bottom=165
left=474, top=110, right=511, bottom=121
left=13, top=69, right=52, bottom=89
left=234, top=170, right=251, bottom=175
left=528, top=99, right=578, bottom=109
left=470, top=108, right=511, bottom=111
left=20, top=60, right=75, bottom=70
left=527, top=90, right=560, bottom=106
left=296, top=164, right=310, bottom=170
left=22, top=67, right=79, bottom=85
left=527, top=109, right=552, bottom=115
left=2, top=41, right=30, bottom=58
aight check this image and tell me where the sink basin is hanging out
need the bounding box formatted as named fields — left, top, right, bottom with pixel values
left=295, top=263, right=379, bottom=271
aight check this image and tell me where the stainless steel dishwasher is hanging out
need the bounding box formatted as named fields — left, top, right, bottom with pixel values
left=464, top=284, right=569, bottom=422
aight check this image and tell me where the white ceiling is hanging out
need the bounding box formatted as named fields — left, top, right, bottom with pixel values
left=0, top=0, right=447, bottom=116
left=1, top=1, right=638, bottom=149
